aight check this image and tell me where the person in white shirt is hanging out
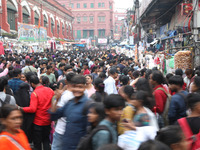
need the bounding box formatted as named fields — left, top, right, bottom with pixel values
left=88, top=57, right=94, bottom=69
left=52, top=73, right=88, bottom=150
left=51, top=73, right=75, bottom=150
left=104, top=67, right=118, bottom=95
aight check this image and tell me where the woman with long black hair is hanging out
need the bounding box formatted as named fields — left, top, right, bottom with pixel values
left=14, top=82, right=34, bottom=143
left=90, top=78, right=107, bottom=102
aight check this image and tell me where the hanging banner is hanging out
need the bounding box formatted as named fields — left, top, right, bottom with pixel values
left=35, top=27, right=47, bottom=42
left=18, top=23, right=47, bottom=42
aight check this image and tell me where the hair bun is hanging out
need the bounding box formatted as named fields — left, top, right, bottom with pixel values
left=99, top=83, right=104, bottom=88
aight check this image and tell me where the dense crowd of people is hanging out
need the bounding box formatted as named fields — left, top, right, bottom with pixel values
left=0, top=49, right=200, bottom=150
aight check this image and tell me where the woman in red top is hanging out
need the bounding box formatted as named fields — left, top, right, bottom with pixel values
left=0, top=104, right=31, bottom=150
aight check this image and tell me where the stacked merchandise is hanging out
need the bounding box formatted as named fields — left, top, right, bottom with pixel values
left=174, top=51, right=192, bottom=70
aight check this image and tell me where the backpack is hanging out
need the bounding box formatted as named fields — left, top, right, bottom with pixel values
left=76, top=125, right=112, bottom=150
left=178, top=118, right=200, bottom=150
left=0, top=94, right=11, bottom=107
left=155, top=88, right=171, bottom=126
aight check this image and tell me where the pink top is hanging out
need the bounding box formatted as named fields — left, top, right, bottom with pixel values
left=0, top=63, right=4, bottom=69
left=87, top=85, right=96, bottom=98
left=0, top=68, right=8, bottom=77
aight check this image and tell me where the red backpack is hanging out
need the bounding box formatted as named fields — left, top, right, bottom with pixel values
left=178, top=118, right=200, bottom=150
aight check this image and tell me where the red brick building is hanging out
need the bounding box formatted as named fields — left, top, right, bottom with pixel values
left=113, top=11, right=126, bottom=41
left=57, top=0, right=114, bottom=44
left=0, top=0, right=74, bottom=39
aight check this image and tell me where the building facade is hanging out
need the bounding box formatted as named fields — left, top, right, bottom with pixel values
left=113, top=11, right=126, bottom=42
left=57, top=0, right=114, bottom=43
left=0, top=0, right=74, bottom=39
left=138, top=0, right=200, bottom=68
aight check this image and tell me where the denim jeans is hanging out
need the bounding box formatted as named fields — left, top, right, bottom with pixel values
left=51, top=132, right=64, bottom=150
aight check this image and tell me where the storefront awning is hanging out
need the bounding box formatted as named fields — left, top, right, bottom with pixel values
left=140, top=0, right=181, bottom=27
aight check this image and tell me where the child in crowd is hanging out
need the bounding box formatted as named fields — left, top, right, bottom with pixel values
left=92, top=94, right=125, bottom=150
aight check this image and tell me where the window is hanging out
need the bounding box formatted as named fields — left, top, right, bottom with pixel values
left=89, top=16, right=94, bottom=23
left=83, top=30, right=88, bottom=38
left=98, top=16, right=105, bottom=22
left=77, top=3, right=80, bottom=8
left=115, top=25, right=118, bottom=33
left=77, top=17, right=81, bottom=23
left=23, top=14, right=29, bottom=24
left=98, top=3, right=101, bottom=8
left=22, top=7, right=29, bottom=24
left=57, top=25, right=60, bottom=34
left=77, top=30, right=81, bottom=38
left=66, top=26, right=69, bottom=34
left=89, top=30, right=94, bottom=37
left=70, top=3, right=74, bottom=8
left=90, top=3, right=94, bottom=8
left=102, top=3, right=105, bottom=7
left=83, top=3, right=87, bottom=8
left=62, top=25, right=65, bottom=35
left=98, top=29, right=105, bottom=37
left=51, top=23, right=54, bottom=34
left=7, top=9, right=16, bottom=30
left=83, top=16, right=87, bottom=22
left=44, top=17, right=47, bottom=27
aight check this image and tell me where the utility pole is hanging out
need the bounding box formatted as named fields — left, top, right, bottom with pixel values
left=193, top=0, right=200, bottom=67
left=135, top=0, right=139, bottom=62
left=193, top=0, right=198, bottom=42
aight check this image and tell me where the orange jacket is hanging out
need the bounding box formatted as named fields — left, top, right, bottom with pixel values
left=0, top=129, right=31, bottom=150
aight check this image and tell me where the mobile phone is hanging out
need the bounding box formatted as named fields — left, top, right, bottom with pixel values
left=122, top=119, right=128, bottom=123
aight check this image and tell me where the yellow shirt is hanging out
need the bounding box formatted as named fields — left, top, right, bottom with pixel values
left=118, top=105, right=135, bottom=135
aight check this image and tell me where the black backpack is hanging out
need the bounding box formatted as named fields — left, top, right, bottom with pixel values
left=0, top=94, right=11, bottom=106
left=76, top=125, right=112, bottom=150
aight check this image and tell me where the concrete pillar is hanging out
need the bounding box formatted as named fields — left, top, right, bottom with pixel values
left=64, top=24, right=67, bottom=38
left=41, top=12, right=44, bottom=27
left=18, top=0, right=22, bottom=23
left=48, top=15, right=52, bottom=37
left=54, top=16, right=57, bottom=37
left=15, top=13, right=18, bottom=31
left=59, top=24, right=62, bottom=39
left=2, top=0, right=10, bottom=32
left=31, top=9, right=34, bottom=24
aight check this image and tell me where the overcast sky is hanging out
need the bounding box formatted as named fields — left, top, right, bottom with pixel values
left=114, top=0, right=134, bottom=12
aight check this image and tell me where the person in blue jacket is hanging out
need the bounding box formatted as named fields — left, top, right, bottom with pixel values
left=168, top=75, right=188, bottom=125
left=50, top=75, right=91, bottom=150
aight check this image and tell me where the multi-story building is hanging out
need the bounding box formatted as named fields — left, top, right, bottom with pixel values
left=0, top=0, right=73, bottom=39
left=113, top=11, right=126, bottom=42
left=57, top=0, right=114, bottom=45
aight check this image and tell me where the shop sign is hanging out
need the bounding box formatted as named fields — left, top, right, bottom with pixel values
left=98, top=38, right=107, bottom=44
left=129, top=36, right=134, bottom=45
left=80, top=39, right=87, bottom=43
left=114, top=34, right=120, bottom=41
left=18, top=23, right=47, bottom=42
